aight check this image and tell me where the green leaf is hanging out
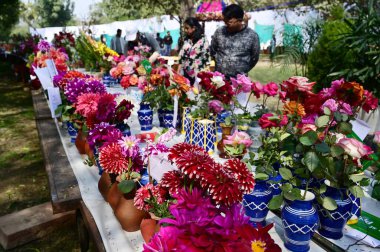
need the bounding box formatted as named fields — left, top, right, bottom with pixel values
left=130, top=172, right=141, bottom=179
left=303, top=151, right=319, bottom=172
left=322, top=197, right=338, bottom=210
left=323, top=107, right=331, bottom=115
left=315, top=142, right=330, bottom=153
left=255, top=173, right=269, bottom=181
left=349, top=174, right=366, bottom=183
left=316, top=115, right=330, bottom=127
left=338, top=122, right=353, bottom=134
left=118, top=180, right=136, bottom=194
left=279, top=168, right=293, bottom=180
left=281, top=183, right=293, bottom=192
left=299, top=131, right=318, bottom=146
left=331, top=145, right=344, bottom=157
left=334, top=112, right=342, bottom=122
left=319, top=184, right=327, bottom=194
left=284, top=191, right=297, bottom=201
left=268, top=195, right=283, bottom=210
left=349, top=185, right=364, bottom=198
left=280, top=133, right=291, bottom=141
left=372, top=184, right=380, bottom=201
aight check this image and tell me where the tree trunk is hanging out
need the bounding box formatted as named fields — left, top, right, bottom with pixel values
left=180, top=0, right=195, bottom=20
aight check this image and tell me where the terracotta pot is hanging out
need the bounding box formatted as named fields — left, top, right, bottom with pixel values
left=85, top=142, right=95, bottom=164
left=217, top=124, right=233, bottom=159
left=114, top=190, right=147, bottom=232
left=75, top=129, right=87, bottom=154
left=140, top=218, right=160, bottom=243
left=107, top=180, right=122, bottom=211
left=98, top=172, right=112, bottom=201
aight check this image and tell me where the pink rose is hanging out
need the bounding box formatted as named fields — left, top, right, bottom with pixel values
left=300, top=124, right=317, bottom=135
left=336, top=137, right=373, bottom=160
left=322, top=99, right=338, bottom=112
left=122, top=65, right=134, bottom=75
left=279, top=91, right=287, bottom=101
left=251, top=81, right=263, bottom=98
left=262, top=82, right=279, bottom=97
left=282, top=76, right=316, bottom=93
left=208, top=100, right=224, bottom=114
left=301, top=114, right=317, bottom=124
left=231, top=74, right=252, bottom=93
left=339, top=102, right=353, bottom=115
left=362, top=90, right=379, bottom=113
left=374, top=131, right=380, bottom=144
left=223, top=131, right=253, bottom=148
left=258, top=113, right=288, bottom=129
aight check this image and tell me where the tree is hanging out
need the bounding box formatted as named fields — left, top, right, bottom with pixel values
left=35, top=0, right=75, bottom=27
left=0, top=0, right=21, bottom=40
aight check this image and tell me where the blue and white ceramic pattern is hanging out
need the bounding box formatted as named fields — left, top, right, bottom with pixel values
left=196, top=119, right=216, bottom=154
left=158, top=108, right=169, bottom=127
left=66, top=121, right=77, bottom=143
left=102, top=73, right=117, bottom=87
left=243, top=179, right=273, bottom=227
left=282, top=190, right=319, bottom=252
left=317, top=182, right=353, bottom=239
left=216, top=110, right=231, bottom=133
left=348, top=190, right=361, bottom=221
left=181, top=107, right=191, bottom=134
left=163, top=113, right=174, bottom=128
left=116, top=123, right=131, bottom=137
left=93, top=146, right=103, bottom=175
left=137, top=103, right=153, bottom=131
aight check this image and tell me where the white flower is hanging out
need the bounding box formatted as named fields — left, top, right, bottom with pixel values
left=211, top=76, right=225, bottom=88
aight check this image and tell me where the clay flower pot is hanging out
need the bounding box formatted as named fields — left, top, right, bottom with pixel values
left=217, top=124, right=233, bottom=158
left=98, top=172, right=112, bottom=201
left=140, top=218, right=160, bottom=243
left=75, top=129, right=87, bottom=154
left=114, top=190, right=147, bottom=232
left=107, top=181, right=122, bottom=211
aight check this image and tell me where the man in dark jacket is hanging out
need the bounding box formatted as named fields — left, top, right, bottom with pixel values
left=210, top=4, right=260, bottom=79
left=163, top=31, right=173, bottom=56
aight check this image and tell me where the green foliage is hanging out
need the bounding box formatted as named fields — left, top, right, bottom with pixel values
left=35, top=0, right=74, bottom=27
left=0, top=0, right=21, bottom=40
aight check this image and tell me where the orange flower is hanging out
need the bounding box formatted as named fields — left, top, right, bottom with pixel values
left=150, top=74, right=163, bottom=86
left=283, top=101, right=306, bottom=117
left=172, top=73, right=190, bottom=92
left=168, top=88, right=181, bottom=97
left=129, top=74, right=139, bottom=86
left=336, top=81, right=364, bottom=106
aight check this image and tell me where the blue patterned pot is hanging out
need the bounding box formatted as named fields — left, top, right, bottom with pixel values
left=163, top=113, right=174, bottom=128
left=116, top=123, right=131, bottom=136
left=196, top=119, right=216, bottom=154
left=348, top=190, right=361, bottom=223
left=317, top=182, right=353, bottom=239
left=268, top=173, right=282, bottom=196
left=102, top=73, right=117, bottom=87
left=243, top=179, right=273, bottom=227
left=66, top=121, right=77, bottom=143
left=158, top=108, right=169, bottom=127
left=282, top=190, right=319, bottom=252
left=181, top=107, right=191, bottom=134
left=137, top=103, right=153, bottom=131
left=93, top=146, right=103, bottom=175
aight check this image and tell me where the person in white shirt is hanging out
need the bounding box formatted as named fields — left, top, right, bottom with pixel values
left=111, top=29, right=126, bottom=55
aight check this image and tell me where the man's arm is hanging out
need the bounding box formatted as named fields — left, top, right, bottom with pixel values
left=210, top=30, right=219, bottom=58
left=249, top=32, right=260, bottom=69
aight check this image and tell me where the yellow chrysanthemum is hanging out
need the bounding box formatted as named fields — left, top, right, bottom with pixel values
left=251, top=240, right=266, bottom=252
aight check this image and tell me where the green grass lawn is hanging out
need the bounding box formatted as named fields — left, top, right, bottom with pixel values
left=249, top=60, right=297, bottom=84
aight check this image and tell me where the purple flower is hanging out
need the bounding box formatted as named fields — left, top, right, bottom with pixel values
left=231, top=74, right=252, bottom=93
left=118, top=135, right=140, bottom=158
left=339, top=102, right=353, bottom=115
left=64, top=78, right=106, bottom=103
left=157, top=128, right=177, bottom=143
left=87, top=123, right=122, bottom=149
left=208, top=100, right=224, bottom=114
left=322, top=98, right=338, bottom=112
left=37, top=40, right=51, bottom=52
left=301, top=113, right=317, bottom=124
left=96, top=93, right=116, bottom=122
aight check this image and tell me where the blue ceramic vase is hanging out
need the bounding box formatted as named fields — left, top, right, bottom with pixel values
left=66, top=121, right=77, bottom=143
left=243, top=179, right=273, bottom=227
left=116, top=123, right=131, bottom=136
left=317, top=182, right=353, bottom=239
left=282, top=190, right=319, bottom=252
left=137, top=103, right=153, bottom=131
left=158, top=108, right=169, bottom=127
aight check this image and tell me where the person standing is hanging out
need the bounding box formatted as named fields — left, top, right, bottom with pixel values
left=178, top=17, right=210, bottom=84
left=163, top=31, right=173, bottom=56
left=156, top=33, right=165, bottom=55
left=111, top=29, right=126, bottom=55
left=125, top=28, right=161, bottom=63
left=210, top=4, right=260, bottom=79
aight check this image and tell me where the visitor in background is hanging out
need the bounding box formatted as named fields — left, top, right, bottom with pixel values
left=178, top=17, right=210, bottom=84
left=269, top=34, right=276, bottom=59
left=156, top=33, right=165, bottom=55
left=125, top=27, right=161, bottom=63
left=100, top=34, right=107, bottom=45
left=111, top=29, right=126, bottom=55
left=163, top=31, right=173, bottom=56
left=210, top=4, right=260, bottom=79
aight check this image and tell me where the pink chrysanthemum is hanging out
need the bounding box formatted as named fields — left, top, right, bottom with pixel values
left=98, top=143, right=128, bottom=174
left=75, top=93, right=101, bottom=117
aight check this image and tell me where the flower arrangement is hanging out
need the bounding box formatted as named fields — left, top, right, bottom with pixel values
left=267, top=77, right=378, bottom=209
left=223, top=131, right=253, bottom=157
left=87, top=123, right=123, bottom=150
left=143, top=188, right=281, bottom=252
left=32, top=46, right=69, bottom=72
left=163, top=142, right=255, bottom=206
left=53, top=70, right=88, bottom=91
left=52, top=31, right=76, bottom=62
left=64, top=77, right=106, bottom=103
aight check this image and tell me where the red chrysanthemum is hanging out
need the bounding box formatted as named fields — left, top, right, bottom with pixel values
left=98, top=143, right=128, bottom=174
left=202, top=163, right=243, bottom=206
left=174, top=151, right=214, bottom=180
left=160, top=171, right=186, bottom=196
left=168, top=143, right=207, bottom=162
left=224, top=159, right=255, bottom=194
